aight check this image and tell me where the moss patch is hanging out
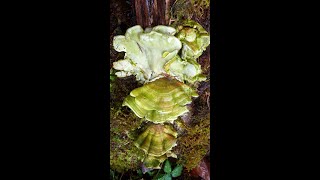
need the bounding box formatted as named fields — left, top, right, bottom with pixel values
left=173, top=112, right=210, bottom=171
left=110, top=104, right=145, bottom=173
left=110, top=76, right=145, bottom=173
left=171, top=0, right=210, bottom=22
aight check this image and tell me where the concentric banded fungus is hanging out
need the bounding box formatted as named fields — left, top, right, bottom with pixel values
left=143, top=154, right=167, bottom=169
left=134, top=124, right=178, bottom=169
left=123, top=77, right=198, bottom=124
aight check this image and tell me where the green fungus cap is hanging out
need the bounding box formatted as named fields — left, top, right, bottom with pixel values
left=123, top=77, right=198, bottom=123
left=134, top=124, right=178, bottom=169
left=134, top=124, right=178, bottom=157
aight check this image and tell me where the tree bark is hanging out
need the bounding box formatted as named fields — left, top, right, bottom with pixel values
left=134, top=0, right=174, bottom=28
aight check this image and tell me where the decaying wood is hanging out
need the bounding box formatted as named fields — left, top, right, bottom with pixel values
left=134, top=0, right=174, bottom=28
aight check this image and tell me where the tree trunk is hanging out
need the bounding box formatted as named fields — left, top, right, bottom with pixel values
left=134, top=0, right=174, bottom=28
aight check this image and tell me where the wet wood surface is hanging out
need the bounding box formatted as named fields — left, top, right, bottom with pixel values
left=134, top=0, right=174, bottom=28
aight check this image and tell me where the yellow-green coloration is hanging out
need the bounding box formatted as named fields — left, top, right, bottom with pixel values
left=173, top=112, right=210, bottom=171
left=171, top=0, right=210, bottom=20
left=190, top=0, right=210, bottom=18
left=134, top=124, right=178, bottom=169
left=164, top=55, right=206, bottom=83
left=112, top=24, right=208, bottom=84
left=135, top=124, right=178, bottom=156
left=143, top=154, right=168, bottom=169
left=110, top=135, right=145, bottom=173
left=110, top=104, right=145, bottom=173
left=110, top=69, right=117, bottom=91
left=123, top=77, right=198, bottom=124
left=176, top=19, right=210, bottom=60
left=112, top=25, right=182, bottom=83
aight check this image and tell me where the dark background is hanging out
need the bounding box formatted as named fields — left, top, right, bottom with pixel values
left=2, top=0, right=314, bottom=179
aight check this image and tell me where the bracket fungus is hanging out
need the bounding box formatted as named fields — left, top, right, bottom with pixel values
left=112, top=25, right=182, bottom=83
left=123, top=77, right=198, bottom=124
left=164, top=55, right=207, bottom=83
left=134, top=124, right=178, bottom=169
left=112, top=24, right=209, bottom=84
left=176, top=19, right=210, bottom=60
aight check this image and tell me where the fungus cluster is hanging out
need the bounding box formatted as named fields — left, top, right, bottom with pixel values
left=111, top=20, right=210, bottom=169
left=112, top=23, right=209, bottom=84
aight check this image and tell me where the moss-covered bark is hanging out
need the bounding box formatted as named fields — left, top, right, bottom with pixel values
left=110, top=98, right=145, bottom=172
left=110, top=75, right=145, bottom=172
left=173, top=112, right=210, bottom=171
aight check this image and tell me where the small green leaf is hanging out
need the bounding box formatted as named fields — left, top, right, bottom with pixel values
left=110, top=169, right=114, bottom=179
left=163, top=174, right=172, bottom=180
left=158, top=174, right=172, bottom=180
left=153, top=173, right=164, bottom=180
left=171, top=164, right=183, bottom=177
left=164, top=160, right=172, bottom=174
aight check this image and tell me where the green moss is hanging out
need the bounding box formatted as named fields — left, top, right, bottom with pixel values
left=173, top=112, right=210, bottom=171
left=110, top=66, right=149, bottom=173
left=171, top=0, right=210, bottom=21
left=110, top=69, right=117, bottom=91
left=110, top=105, right=145, bottom=173
left=110, top=78, right=145, bottom=173
left=110, top=138, right=145, bottom=173
left=110, top=76, right=140, bottom=107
